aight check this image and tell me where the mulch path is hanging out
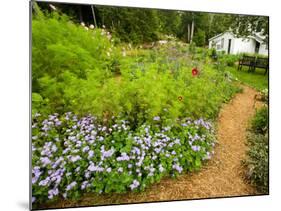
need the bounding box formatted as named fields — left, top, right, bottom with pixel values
left=41, top=85, right=262, bottom=209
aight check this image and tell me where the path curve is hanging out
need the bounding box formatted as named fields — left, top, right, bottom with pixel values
left=46, top=85, right=261, bottom=208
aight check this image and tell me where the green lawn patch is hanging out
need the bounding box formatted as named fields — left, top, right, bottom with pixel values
left=226, top=66, right=268, bottom=91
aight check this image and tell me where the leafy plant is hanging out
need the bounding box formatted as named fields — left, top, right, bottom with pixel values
left=32, top=113, right=216, bottom=204
left=251, top=106, right=268, bottom=134
left=244, top=106, right=269, bottom=193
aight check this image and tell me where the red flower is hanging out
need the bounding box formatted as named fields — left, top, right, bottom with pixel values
left=192, top=68, right=199, bottom=76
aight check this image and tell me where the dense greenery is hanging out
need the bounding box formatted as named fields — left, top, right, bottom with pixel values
left=245, top=103, right=269, bottom=193
left=32, top=10, right=240, bottom=124
left=36, top=2, right=268, bottom=46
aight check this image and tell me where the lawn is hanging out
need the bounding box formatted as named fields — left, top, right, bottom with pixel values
left=227, top=66, right=268, bottom=91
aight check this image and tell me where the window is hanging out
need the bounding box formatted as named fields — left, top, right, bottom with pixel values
left=221, top=38, right=224, bottom=49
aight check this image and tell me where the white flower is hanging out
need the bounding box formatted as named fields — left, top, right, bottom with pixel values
left=89, top=24, right=95, bottom=29
left=81, top=22, right=85, bottom=27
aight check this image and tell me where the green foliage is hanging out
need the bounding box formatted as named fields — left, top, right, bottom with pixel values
left=32, top=10, right=122, bottom=114
left=251, top=106, right=268, bottom=135
left=96, top=6, right=160, bottom=44
left=32, top=10, right=239, bottom=123
left=244, top=106, right=269, bottom=193
left=220, top=54, right=239, bottom=67
left=193, top=29, right=206, bottom=47
left=32, top=112, right=216, bottom=204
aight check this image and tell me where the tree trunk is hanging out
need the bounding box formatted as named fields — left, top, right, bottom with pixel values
left=91, top=5, right=97, bottom=27
left=190, top=19, right=194, bottom=43
left=187, top=23, right=190, bottom=43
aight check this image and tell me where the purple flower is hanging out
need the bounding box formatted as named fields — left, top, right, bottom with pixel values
left=172, top=164, right=183, bottom=173
left=40, top=157, right=51, bottom=166
left=48, top=188, right=59, bottom=199
left=153, top=116, right=160, bottom=121
left=81, top=181, right=89, bottom=190
left=82, top=146, right=90, bottom=153
left=66, top=181, right=77, bottom=191
left=87, top=150, right=94, bottom=159
left=88, top=164, right=104, bottom=172
left=117, top=152, right=130, bottom=161
left=69, top=155, right=81, bottom=162
left=32, top=196, right=36, bottom=203
left=101, top=146, right=114, bottom=160
left=159, top=165, right=164, bottom=173
left=191, top=145, right=201, bottom=152
left=129, top=179, right=140, bottom=190
left=38, top=178, right=49, bottom=186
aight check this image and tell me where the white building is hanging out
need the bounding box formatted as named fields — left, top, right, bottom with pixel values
left=208, top=31, right=268, bottom=56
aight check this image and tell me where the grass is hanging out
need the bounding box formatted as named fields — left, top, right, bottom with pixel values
left=226, top=66, right=268, bottom=91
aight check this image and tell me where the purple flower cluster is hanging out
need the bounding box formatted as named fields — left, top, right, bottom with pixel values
left=31, top=112, right=216, bottom=204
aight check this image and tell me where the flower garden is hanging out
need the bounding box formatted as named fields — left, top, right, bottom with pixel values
left=31, top=4, right=268, bottom=208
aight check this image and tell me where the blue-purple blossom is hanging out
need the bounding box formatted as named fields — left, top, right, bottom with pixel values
left=172, top=164, right=183, bottom=173
left=117, top=152, right=130, bottom=161
left=88, top=150, right=94, bottom=159
left=88, top=164, right=104, bottom=172
left=32, top=112, right=216, bottom=203
left=153, top=116, right=161, bottom=121
left=69, top=155, right=81, bottom=162
left=129, top=179, right=140, bottom=190
left=82, top=146, right=90, bottom=153
left=40, top=157, right=51, bottom=166
left=66, top=181, right=77, bottom=191
left=191, top=145, right=201, bottom=152
left=159, top=164, right=164, bottom=173
left=48, top=188, right=59, bottom=199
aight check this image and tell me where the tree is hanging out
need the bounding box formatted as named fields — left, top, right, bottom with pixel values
left=231, top=15, right=269, bottom=44
left=180, top=12, right=209, bottom=45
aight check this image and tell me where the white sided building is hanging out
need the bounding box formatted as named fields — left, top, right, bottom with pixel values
left=208, top=31, right=268, bottom=56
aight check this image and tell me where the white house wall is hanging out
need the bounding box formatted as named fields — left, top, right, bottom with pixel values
left=232, top=38, right=255, bottom=54
left=209, top=32, right=268, bottom=56
left=259, top=43, right=268, bottom=55
left=208, top=32, right=235, bottom=53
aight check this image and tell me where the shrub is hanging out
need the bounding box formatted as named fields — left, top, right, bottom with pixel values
left=32, top=10, right=121, bottom=115
left=251, top=106, right=268, bottom=134
left=32, top=11, right=239, bottom=122
left=245, top=132, right=269, bottom=193
left=244, top=106, right=269, bottom=193
left=220, top=54, right=239, bottom=67
left=32, top=112, right=216, bottom=204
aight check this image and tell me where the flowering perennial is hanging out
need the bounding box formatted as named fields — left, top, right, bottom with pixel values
left=32, top=113, right=216, bottom=204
